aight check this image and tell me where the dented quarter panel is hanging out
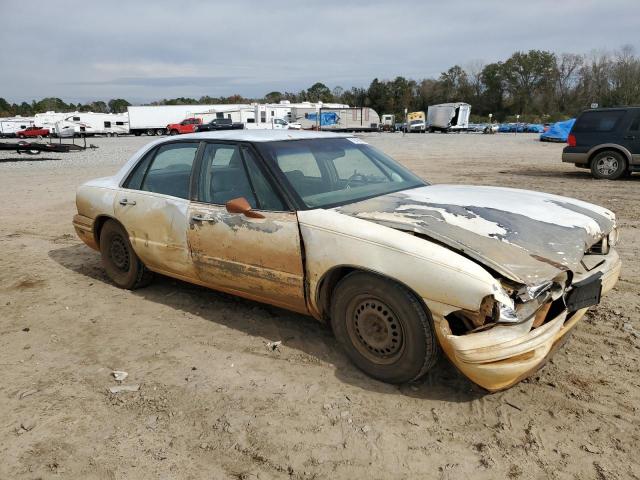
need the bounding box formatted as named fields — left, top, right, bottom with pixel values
left=336, top=184, right=616, bottom=286
left=187, top=202, right=307, bottom=313
left=297, top=209, right=512, bottom=317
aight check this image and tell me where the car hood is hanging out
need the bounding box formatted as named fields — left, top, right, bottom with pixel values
left=334, top=185, right=616, bottom=286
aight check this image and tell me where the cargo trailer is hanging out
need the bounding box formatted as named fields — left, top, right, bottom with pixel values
left=426, top=103, right=471, bottom=132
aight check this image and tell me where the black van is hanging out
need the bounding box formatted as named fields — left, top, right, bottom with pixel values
left=562, top=107, right=640, bottom=179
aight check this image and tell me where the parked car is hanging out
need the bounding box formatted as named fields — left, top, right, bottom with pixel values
left=16, top=126, right=50, bottom=138
left=73, top=130, right=621, bottom=391
left=196, top=118, right=244, bottom=132
left=167, top=117, right=202, bottom=135
left=562, top=107, right=640, bottom=179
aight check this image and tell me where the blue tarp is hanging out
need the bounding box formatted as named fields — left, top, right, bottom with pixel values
left=526, top=124, right=545, bottom=133
left=498, top=123, right=545, bottom=133
left=305, top=112, right=339, bottom=126
left=540, top=119, right=575, bottom=142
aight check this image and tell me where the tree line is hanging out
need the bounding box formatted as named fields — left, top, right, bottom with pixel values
left=2, top=46, right=639, bottom=123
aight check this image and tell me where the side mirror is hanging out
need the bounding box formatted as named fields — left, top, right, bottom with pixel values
left=225, top=197, right=265, bottom=219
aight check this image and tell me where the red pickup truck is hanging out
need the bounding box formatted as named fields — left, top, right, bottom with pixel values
left=16, top=126, right=50, bottom=138
left=167, top=118, right=202, bottom=135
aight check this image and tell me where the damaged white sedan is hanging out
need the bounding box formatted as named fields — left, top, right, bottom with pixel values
left=73, top=131, right=621, bottom=391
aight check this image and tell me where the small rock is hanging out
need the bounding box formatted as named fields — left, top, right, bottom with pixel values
left=361, top=425, right=371, bottom=433
left=20, top=420, right=36, bottom=432
left=323, top=403, right=332, bottom=411
left=613, top=309, right=621, bottom=316
left=22, top=327, right=30, bottom=332
left=581, top=443, right=602, bottom=454
left=200, top=442, right=208, bottom=450
left=112, top=371, right=128, bottom=382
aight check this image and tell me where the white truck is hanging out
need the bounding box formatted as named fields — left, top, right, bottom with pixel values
left=426, top=102, right=471, bottom=132
left=127, top=104, right=251, bottom=136
left=0, top=117, right=35, bottom=137
left=380, top=114, right=395, bottom=131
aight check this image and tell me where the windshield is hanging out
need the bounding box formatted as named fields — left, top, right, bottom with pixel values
left=259, top=138, right=426, bottom=208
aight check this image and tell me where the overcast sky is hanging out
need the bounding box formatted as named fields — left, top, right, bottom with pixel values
left=1, top=0, right=639, bottom=104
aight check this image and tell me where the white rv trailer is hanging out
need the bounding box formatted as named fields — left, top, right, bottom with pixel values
left=0, top=116, right=35, bottom=137
left=426, top=102, right=471, bottom=132
left=60, top=112, right=129, bottom=136
left=34, top=111, right=69, bottom=135
left=127, top=104, right=251, bottom=136
left=291, top=106, right=380, bottom=132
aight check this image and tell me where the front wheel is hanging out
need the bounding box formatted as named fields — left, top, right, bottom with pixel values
left=591, top=150, right=627, bottom=180
left=331, top=272, right=438, bottom=384
left=99, top=220, right=152, bottom=289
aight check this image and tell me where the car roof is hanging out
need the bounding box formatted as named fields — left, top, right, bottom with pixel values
left=583, top=106, right=640, bottom=113
left=174, top=129, right=354, bottom=143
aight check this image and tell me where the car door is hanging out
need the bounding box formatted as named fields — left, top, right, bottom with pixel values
left=114, top=141, right=201, bottom=279
left=625, top=110, right=640, bottom=166
left=187, top=142, right=307, bottom=313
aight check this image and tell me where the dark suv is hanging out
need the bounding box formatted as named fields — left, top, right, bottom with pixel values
left=562, top=107, right=640, bottom=179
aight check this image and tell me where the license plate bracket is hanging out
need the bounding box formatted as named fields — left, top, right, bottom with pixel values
left=565, top=272, right=603, bottom=311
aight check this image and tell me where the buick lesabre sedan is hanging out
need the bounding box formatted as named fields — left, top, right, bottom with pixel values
left=73, top=131, right=621, bottom=391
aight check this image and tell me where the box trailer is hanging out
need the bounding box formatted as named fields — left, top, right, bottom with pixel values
left=426, top=103, right=471, bottom=132
left=127, top=105, right=251, bottom=136
left=0, top=117, right=35, bottom=137
left=291, top=107, right=380, bottom=132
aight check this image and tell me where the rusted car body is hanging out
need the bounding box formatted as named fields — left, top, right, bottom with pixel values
left=73, top=131, right=621, bottom=391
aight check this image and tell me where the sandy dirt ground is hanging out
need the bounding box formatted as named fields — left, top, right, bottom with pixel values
left=1, top=133, right=638, bottom=480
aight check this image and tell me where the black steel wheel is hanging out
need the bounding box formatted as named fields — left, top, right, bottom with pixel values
left=99, top=220, right=152, bottom=289
left=331, top=272, right=438, bottom=384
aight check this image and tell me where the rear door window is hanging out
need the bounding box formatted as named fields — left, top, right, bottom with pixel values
left=628, top=112, right=640, bottom=132
left=573, top=110, right=626, bottom=133
left=140, top=142, right=199, bottom=199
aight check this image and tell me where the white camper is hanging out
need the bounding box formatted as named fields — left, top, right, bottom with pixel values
left=127, top=104, right=251, bottom=136
left=0, top=116, right=35, bottom=137
left=60, top=112, right=129, bottom=136
left=426, top=102, right=471, bottom=132
left=291, top=106, right=380, bottom=132
left=34, top=111, right=69, bottom=135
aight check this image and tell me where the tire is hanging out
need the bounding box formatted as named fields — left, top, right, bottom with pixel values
left=146, top=129, right=155, bottom=136
left=590, top=150, right=627, bottom=180
left=330, top=272, right=438, bottom=384
left=156, top=128, right=165, bottom=136
left=169, top=129, right=179, bottom=136
left=99, top=220, right=152, bottom=289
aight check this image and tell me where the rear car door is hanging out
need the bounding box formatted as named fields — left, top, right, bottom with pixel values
left=624, top=110, right=640, bottom=167
left=115, top=141, right=200, bottom=278
left=187, top=142, right=307, bottom=312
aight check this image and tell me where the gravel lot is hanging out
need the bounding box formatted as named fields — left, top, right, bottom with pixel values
left=1, top=133, right=638, bottom=479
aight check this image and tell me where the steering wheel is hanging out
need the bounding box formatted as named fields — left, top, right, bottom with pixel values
left=345, top=172, right=368, bottom=189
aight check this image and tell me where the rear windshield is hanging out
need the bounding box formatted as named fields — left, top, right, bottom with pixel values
left=259, top=138, right=426, bottom=209
left=573, top=110, right=625, bottom=133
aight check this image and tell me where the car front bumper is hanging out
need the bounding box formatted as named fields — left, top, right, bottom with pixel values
left=432, top=249, right=621, bottom=391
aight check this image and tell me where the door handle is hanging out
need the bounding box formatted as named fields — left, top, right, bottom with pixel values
left=119, top=199, right=136, bottom=206
left=624, top=135, right=636, bottom=140
left=191, top=214, right=214, bottom=223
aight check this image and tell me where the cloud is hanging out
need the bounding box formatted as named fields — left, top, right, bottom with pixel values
left=0, top=0, right=639, bottom=103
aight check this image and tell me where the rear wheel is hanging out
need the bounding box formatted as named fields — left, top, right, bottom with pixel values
left=99, top=220, right=152, bottom=289
left=146, top=129, right=155, bottom=136
left=591, top=150, right=627, bottom=180
left=331, top=272, right=438, bottom=384
left=156, top=128, right=165, bottom=136
left=169, top=129, right=179, bottom=136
